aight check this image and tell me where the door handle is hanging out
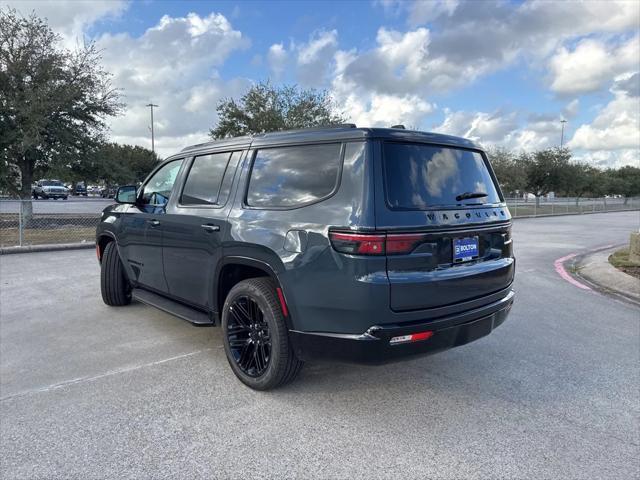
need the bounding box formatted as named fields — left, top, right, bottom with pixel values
left=149, top=219, right=160, bottom=226
left=201, top=224, right=220, bottom=232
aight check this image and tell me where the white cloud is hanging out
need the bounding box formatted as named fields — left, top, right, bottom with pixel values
left=409, top=0, right=459, bottom=26
left=267, top=43, right=287, bottom=79
left=562, top=99, right=580, bottom=119
left=331, top=50, right=433, bottom=127
left=339, top=1, right=640, bottom=100
left=549, top=36, right=640, bottom=95
left=569, top=92, right=640, bottom=152
left=95, top=12, right=251, bottom=157
left=573, top=149, right=640, bottom=169
left=2, top=0, right=127, bottom=48
left=432, top=109, right=571, bottom=152
left=296, top=30, right=338, bottom=87
left=433, top=109, right=519, bottom=143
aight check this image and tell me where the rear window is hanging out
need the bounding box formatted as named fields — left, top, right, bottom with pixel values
left=181, top=151, right=242, bottom=206
left=383, top=143, right=501, bottom=209
left=247, top=143, right=342, bottom=208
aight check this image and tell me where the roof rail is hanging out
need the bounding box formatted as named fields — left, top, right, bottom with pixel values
left=257, top=123, right=357, bottom=136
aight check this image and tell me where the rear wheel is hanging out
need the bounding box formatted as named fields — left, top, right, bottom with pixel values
left=222, top=278, right=303, bottom=390
left=100, top=241, right=132, bottom=306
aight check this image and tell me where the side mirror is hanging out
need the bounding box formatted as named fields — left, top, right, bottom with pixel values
left=115, top=185, right=137, bottom=204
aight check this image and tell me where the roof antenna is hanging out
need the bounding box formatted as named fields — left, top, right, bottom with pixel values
left=390, top=124, right=406, bottom=129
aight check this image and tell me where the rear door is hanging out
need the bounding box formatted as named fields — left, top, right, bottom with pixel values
left=375, top=141, right=514, bottom=312
left=162, top=149, right=245, bottom=310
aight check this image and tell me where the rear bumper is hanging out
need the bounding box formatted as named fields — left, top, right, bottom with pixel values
left=289, top=290, right=514, bottom=365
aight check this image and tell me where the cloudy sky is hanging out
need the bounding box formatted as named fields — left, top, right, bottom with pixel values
left=4, top=0, right=640, bottom=166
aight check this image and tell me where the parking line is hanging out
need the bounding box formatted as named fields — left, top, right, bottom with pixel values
left=0, top=349, right=211, bottom=402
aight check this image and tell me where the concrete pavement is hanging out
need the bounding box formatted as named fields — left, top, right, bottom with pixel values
left=1, top=211, right=638, bottom=479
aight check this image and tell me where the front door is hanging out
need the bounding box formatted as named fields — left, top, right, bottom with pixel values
left=119, top=158, right=184, bottom=293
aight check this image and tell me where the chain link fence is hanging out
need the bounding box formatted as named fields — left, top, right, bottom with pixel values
left=1, top=197, right=638, bottom=248
left=1, top=200, right=101, bottom=248
left=505, top=196, right=639, bottom=217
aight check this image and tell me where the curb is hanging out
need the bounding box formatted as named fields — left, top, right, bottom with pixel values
left=0, top=242, right=95, bottom=255
left=571, top=245, right=640, bottom=306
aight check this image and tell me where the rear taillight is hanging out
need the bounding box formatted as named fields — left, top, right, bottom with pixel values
left=330, top=232, right=427, bottom=256
left=329, top=232, right=386, bottom=255
left=386, top=233, right=427, bottom=254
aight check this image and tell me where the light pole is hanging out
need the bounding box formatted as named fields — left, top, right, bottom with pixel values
left=560, top=119, right=567, bottom=148
left=146, top=103, right=158, bottom=154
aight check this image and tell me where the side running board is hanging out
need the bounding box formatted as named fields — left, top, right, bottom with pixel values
left=132, top=288, right=215, bottom=326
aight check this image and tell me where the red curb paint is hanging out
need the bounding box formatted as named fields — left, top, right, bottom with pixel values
left=553, top=244, right=617, bottom=291
left=554, top=253, right=592, bottom=291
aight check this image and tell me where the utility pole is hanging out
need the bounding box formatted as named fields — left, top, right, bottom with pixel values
left=146, top=103, right=158, bottom=154
left=560, top=119, right=567, bottom=148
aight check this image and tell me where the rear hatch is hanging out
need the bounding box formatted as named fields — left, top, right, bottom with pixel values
left=377, top=141, right=514, bottom=312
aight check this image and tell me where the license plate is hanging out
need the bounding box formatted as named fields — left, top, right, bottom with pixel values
left=453, top=237, right=479, bottom=263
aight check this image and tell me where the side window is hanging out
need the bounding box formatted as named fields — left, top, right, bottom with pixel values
left=181, top=152, right=232, bottom=206
left=140, top=159, right=183, bottom=210
left=246, top=143, right=342, bottom=208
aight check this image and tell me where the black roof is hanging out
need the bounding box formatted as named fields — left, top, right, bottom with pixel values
left=180, top=126, right=481, bottom=153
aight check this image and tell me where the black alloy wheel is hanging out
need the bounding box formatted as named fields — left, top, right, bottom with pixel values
left=221, top=278, right=303, bottom=390
left=226, top=295, right=272, bottom=377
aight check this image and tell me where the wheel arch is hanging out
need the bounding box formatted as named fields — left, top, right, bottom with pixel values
left=216, top=256, right=292, bottom=328
left=97, top=232, right=116, bottom=262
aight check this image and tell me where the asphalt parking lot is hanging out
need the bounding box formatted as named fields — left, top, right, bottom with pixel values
left=1, top=211, right=639, bottom=479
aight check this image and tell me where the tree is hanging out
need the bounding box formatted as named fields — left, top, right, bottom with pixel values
left=564, top=163, right=605, bottom=204
left=486, top=147, right=527, bottom=197
left=45, top=142, right=159, bottom=187
left=210, top=82, right=347, bottom=139
left=93, top=143, right=159, bottom=186
left=607, top=166, right=640, bottom=204
left=0, top=8, right=122, bottom=209
left=522, top=147, right=572, bottom=206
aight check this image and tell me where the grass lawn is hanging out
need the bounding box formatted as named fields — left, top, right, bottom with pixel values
left=0, top=227, right=96, bottom=248
left=609, top=248, right=640, bottom=280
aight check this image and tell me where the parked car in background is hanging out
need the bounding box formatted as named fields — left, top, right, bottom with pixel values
left=72, top=183, right=88, bottom=196
left=96, top=125, right=515, bottom=390
left=88, top=185, right=102, bottom=195
left=100, top=186, right=118, bottom=198
left=32, top=179, right=68, bottom=200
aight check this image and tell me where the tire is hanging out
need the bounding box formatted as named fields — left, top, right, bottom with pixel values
left=222, top=278, right=303, bottom=390
left=32, top=193, right=38, bottom=199
left=100, top=241, right=132, bottom=306
left=63, top=196, right=68, bottom=200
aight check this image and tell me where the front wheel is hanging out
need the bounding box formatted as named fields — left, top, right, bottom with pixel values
left=222, top=278, right=303, bottom=390
left=100, top=241, right=132, bottom=306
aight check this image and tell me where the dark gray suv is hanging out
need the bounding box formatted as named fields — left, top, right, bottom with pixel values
left=96, top=125, right=515, bottom=390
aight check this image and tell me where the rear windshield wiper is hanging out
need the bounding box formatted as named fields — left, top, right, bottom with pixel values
left=456, top=191, right=487, bottom=202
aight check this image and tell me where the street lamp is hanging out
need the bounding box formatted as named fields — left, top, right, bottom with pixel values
left=560, top=119, right=567, bottom=148
left=146, top=103, right=158, bottom=154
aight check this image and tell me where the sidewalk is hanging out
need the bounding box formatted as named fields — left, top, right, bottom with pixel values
left=575, top=247, right=640, bottom=305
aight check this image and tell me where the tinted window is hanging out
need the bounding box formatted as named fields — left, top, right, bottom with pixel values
left=181, top=152, right=232, bottom=205
left=247, top=143, right=342, bottom=208
left=140, top=159, right=183, bottom=209
left=383, top=143, right=501, bottom=209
